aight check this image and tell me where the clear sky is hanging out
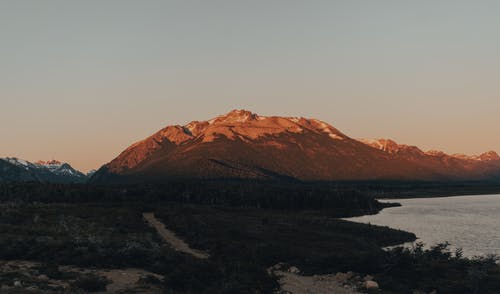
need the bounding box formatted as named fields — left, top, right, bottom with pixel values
left=1, top=0, right=500, bottom=172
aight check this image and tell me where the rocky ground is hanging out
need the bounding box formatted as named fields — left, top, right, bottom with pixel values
left=269, top=263, right=380, bottom=294
left=0, top=260, right=164, bottom=293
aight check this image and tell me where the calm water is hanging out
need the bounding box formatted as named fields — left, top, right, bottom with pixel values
left=347, top=194, right=500, bottom=257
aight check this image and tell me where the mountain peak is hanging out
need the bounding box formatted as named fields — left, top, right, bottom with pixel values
left=102, top=110, right=351, bottom=173
left=359, top=138, right=424, bottom=156
left=1, top=157, right=87, bottom=183
left=227, top=109, right=256, bottom=117
left=426, top=150, right=447, bottom=157
left=478, top=151, right=500, bottom=161
left=3, top=157, right=32, bottom=169
left=450, top=151, right=500, bottom=161
left=359, top=138, right=397, bottom=151
left=93, top=111, right=500, bottom=183
left=37, top=160, right=62, bottom=166
left=214, top=109, right=258, bottom=124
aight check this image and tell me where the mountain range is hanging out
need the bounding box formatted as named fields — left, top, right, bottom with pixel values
left=89, top=110, right=500, bottom=184
left=0, top=158, right=89, bottom=183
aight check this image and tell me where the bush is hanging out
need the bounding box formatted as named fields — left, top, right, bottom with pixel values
left=378, top=243, right=500, bottom=294
left=71, top=273, right=110, bottom=292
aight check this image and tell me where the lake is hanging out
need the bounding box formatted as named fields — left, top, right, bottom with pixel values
left=347, top=194, right=500, bottom=257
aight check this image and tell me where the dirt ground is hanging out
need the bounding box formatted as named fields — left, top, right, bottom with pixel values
left=0, top=260, right=164, bottom=293
left=269, top=264, right=371, bottom=294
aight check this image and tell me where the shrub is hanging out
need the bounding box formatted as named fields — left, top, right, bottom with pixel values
left=71, top=273, right=110, bottom=292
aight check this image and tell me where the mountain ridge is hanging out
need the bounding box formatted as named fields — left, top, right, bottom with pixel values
left=90, top=109, right=500, bottom=184
left=360, top=138, right=499, bottom=162
left=0, top=157, right=88, bottom=183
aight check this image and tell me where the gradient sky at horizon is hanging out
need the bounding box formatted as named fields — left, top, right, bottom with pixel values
left=1, top=0, right=500, bottom=172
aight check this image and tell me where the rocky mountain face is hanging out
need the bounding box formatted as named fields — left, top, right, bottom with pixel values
left=90, top=110, right=500, bottom=184
left=0, top=158, right=88, bottom=183
left=361, top=138, right=500, bottom=162
left=359, top=138, right=500, bottom=181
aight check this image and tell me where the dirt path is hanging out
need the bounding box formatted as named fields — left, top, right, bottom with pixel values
left=143, top=212, right=209, bottom=259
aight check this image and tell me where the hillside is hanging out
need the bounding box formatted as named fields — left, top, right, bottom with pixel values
left=91, top=110, right=500, bottom=184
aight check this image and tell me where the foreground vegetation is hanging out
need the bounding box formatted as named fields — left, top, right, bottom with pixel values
left=153, top=205, right=500, bottom=293
left=0, top=201, right=414, bottom=292
left=0, top=182, right=499, bottom=293
left=381, top=243, right=500, bottom=294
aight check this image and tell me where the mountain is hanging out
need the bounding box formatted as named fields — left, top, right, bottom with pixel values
left=451, top=151, right=500, bottom=162
left=90, top=110, right=500, bottom=184
left=86, top=169, right=97, bottom=178
left=361, top=138, right=500, bottom=163
left=0, top=158, right=88, bottom=183
left=358, top=138, right=426, bottom=160
left=359, top=138, right=500, bottom=179
left=0, top=159, right=38, bottom=182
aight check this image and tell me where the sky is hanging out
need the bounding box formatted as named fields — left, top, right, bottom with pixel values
left=1, top=0, right=500, bottom=172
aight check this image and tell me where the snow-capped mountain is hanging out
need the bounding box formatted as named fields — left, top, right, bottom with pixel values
left=360, top=138, right=500, bottom=162
left=86, top=169, right=97, bottom=177
left=451, top=151, right=500, bottom=162
left=90, top=109, right=500, bottom=184
left=36, top=160, right=87, bottom=178
left=358, top=138, right=500, bottom=179
left=0, top=158, right=88, bottom=183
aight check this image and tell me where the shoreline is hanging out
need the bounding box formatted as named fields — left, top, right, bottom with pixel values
left=349, top=193, right=500, bottom=258
left=377, top=192, right=500, bottom=201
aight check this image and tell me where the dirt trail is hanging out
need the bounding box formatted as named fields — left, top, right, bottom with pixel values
left=143, top=212, right=209, bottom=259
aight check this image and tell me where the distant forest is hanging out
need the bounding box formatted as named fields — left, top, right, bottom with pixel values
left=0, top=181, right=399, bottom=217
left=2, top=179, right=500, bottom=217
